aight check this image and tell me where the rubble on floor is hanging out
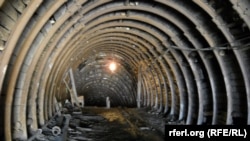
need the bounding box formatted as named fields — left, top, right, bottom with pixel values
left=27, top=106, right=166, bottom=141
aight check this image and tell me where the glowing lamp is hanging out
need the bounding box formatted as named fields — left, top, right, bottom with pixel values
left=109, top=62, right=117, bottom=72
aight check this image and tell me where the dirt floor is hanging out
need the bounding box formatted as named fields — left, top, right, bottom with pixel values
left=69, top=107, right=166, bottom=141
left=28, top=107, right=166, bottom=141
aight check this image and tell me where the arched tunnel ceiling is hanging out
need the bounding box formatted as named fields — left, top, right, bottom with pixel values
left=0, top=0, right=250, bottom=140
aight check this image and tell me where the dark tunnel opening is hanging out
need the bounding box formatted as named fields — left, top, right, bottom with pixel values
left=74, top=53, right=137, bottom=107
left=0, top=0, right=250, bottom=140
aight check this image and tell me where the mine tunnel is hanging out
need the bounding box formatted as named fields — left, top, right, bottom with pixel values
left=0, top=0, right=250, bottom=140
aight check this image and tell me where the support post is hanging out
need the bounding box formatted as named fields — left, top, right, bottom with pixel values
left=106, top=97, right=110, bottom=108
left=137, top=66, right=142, bottom=108
left=69, top=68, right=80, bottom=107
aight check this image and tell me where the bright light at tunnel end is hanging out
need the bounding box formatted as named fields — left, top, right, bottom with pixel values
left=109, top=62, right=117, bottom=72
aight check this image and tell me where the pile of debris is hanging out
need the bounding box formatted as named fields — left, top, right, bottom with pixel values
left=27, top=100, right=107, bottom=141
